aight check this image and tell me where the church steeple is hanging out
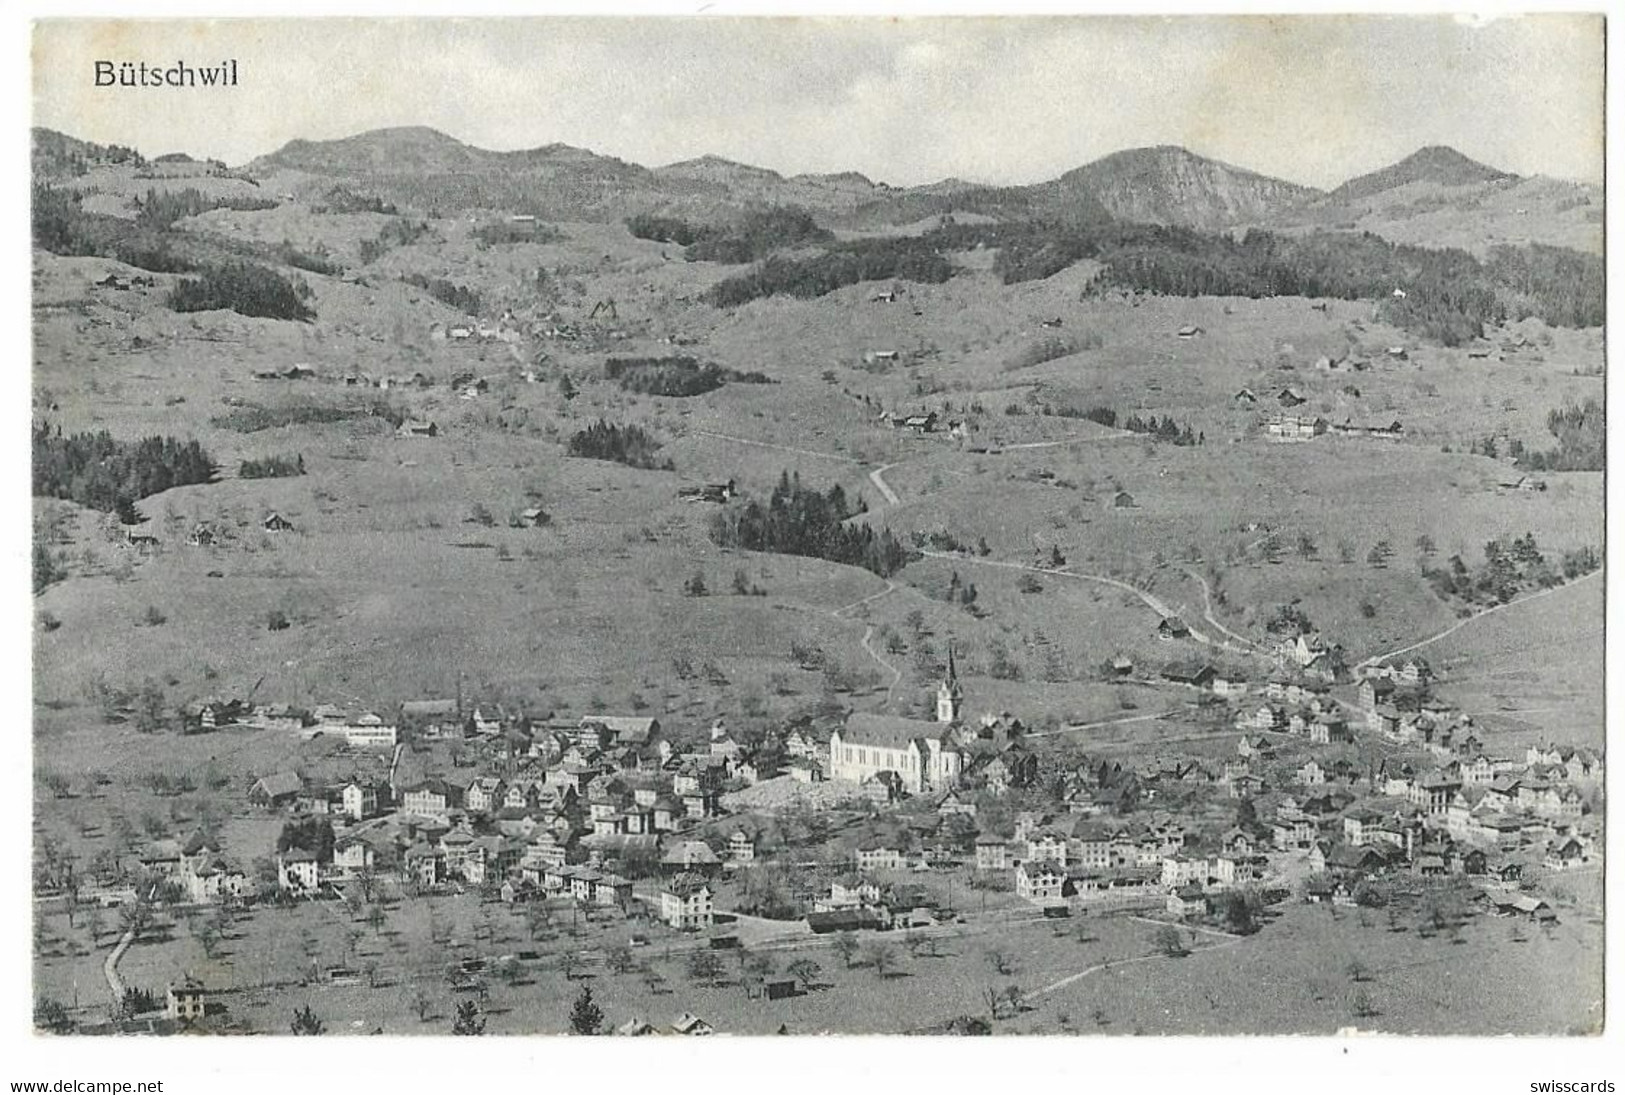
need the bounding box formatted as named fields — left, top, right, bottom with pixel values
left=937, top=644, right=964, bottom=723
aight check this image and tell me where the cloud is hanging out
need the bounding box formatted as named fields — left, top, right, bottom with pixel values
left=32, top=16, right=1603, bottom=188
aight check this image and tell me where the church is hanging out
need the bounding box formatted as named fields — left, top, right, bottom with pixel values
left=828, top=650, right=967, bottom=794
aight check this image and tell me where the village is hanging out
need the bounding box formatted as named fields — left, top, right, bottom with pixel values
left=33, top=613, right=1604, bottom=1036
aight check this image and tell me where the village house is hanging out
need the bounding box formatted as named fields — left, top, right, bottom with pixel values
left=1167, top=883, right=1208, bottom=919
left=855, top=840, right=906, bottom=872
left=340, top=780, right=380, bottom=822
left=167, top=978, right=208, bottom=1023
left=660, top=873, right=714, bottom=931
left=975, top=834, right=1012, bottom=871
left=400, top=778, right=462, bottom=820
left=1025, top=830, right=1069, bottom=867
left=249, top=771, right=302, bottom=809
left=662, top=840, right=722, bottom=875
left=1015, top=860, right=1066, bottom=904
left=276, top=849, right=321, bottom=893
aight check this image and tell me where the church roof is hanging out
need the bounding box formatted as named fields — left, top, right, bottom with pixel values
left=841, top=713, right=958, bottom=750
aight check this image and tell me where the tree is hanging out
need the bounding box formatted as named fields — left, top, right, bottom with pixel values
left=1346, top=959, right=1372, bottom=983
left=688, top=949, right=726, bottom=986
left=569, top=984, right=604, bottom=1035
left=1415, top=534, right=1437, bottom=559
left=525, top=902, right=552, bottom=941
left=1367, top=540, right=1393, bottom=568
left=684, top=571, right=709, bottom=597
left=985, top=946, right=1017, bottom=976
left=605, top=944, right=635, bottom=975
left=864, top=939, right=898, bottom=979
left=832, top=931, right=861, bottom=968
left=83, top=904, right=105, bottom=946
left=1154, top=925, right=1189, bottom=958
left=290, top=1004, right=324, bottom=1035
left=34, top=997, right=73, bottom=1034
left=412, top=989, right=434, bottom=1023
left=787, top=957, right=821, bottom=991
left=1350, top=989, right=1379, bottom=1019
left=452, top=1000, right=486, bottom=1035
left=117, top=899, right=154, bottom=942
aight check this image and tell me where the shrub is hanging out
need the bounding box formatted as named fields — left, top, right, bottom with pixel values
left=212, top=397, right=405, bottom=433
left=239, top=453, right=305, bottom=479
left=399, top=273, right=480, bottom=314
left=1004, top=335, right=1077, bottom=371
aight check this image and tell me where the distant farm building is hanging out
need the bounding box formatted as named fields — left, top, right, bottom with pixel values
left=1157, top=617, right=1191, bottom=641
left=397, top=420, right=440, bottom=438
left=1276, top=387, right=1307, bottom=407
left=1112, top=490, right=1137, bottom=509
left=863, top=350, right=901, bottom=365
left=1176, top=326, right=1204, bottom=339
left=1265, top=415, right=1323, bottom=442
left=678, top=480, right=737, bottom=504
left=1233, top=388, right=1258, bottom=404
left=262, top=513, right=295, bottom=532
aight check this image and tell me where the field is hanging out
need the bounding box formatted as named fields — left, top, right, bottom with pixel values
left=31, top=142, right=1606, bottom=1041
left=35, top=887, right=1601, bottom=1036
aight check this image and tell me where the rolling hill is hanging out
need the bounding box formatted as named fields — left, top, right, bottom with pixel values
left=1035, top=145, right=1321, bottom=229
left=1329, top=144, right=1514, bottom=203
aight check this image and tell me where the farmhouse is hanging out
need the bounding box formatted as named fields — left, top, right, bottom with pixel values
left=249, top=771, right=302, bottom=808
left=397, top=419, right=440, bottom=438
left=1157, top=616, right=1191, bottom=641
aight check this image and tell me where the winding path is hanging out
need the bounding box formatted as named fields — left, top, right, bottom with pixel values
left=1031, top=918, right=1244, bottom=999
left=1179, top=566, right=1259, bottom=653
left=868, top=463, right=902, bottom=507
left=103, top=927, right=135, bottom=1003
left=833, top=580, right=904, bottom=702
left=918, top=550, right=1254, bottom=657
left=1355, top=569, right=1602, bottom=672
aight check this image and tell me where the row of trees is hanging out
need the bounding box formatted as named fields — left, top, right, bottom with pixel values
left=33, top=421, right=216, bottom=516
left=566, top=420, right=674, bottom=471
left=603, top=355, right=774, bottom=397
left=926, top=219, right=1602, bottom=346
left=400, top=272, right=481, bottom=314
left=1121, top=413, right=1203, bottom=446
left=1422, top=533, right=1597, bottom=606
left=239, top=453, right=306, bottom=478
left=626, top=206, right=832, bottom=263
left=212, top=396, right=407, bottom=433
left=705, top=237, right=954, bottom=307
left=133, top=186, right=277, bottom=228
left=709, top=470, right=915, bottom=578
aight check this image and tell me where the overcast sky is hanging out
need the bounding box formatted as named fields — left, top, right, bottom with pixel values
left=32, top=15, right=1604, bottom=189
